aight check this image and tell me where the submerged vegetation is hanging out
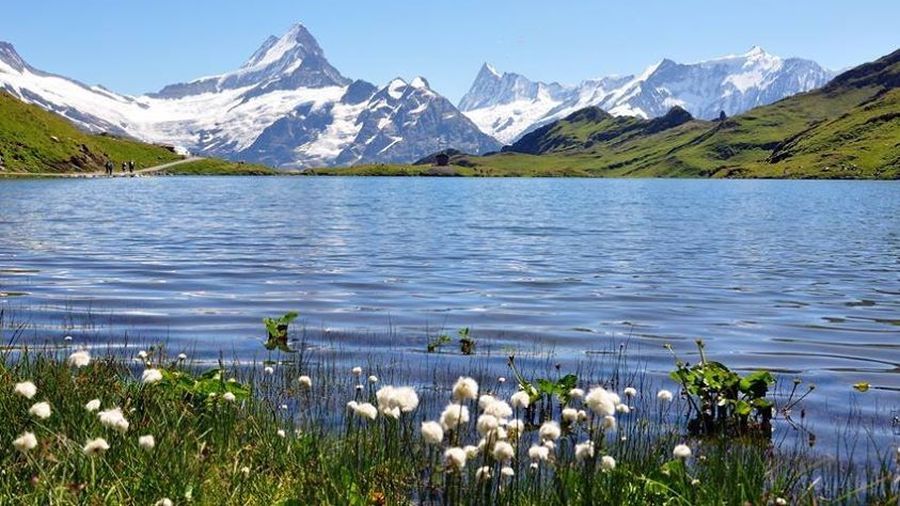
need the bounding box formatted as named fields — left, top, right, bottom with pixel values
left=1, top=331, right=897, bottom=505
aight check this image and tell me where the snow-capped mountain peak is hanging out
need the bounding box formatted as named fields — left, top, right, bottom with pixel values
left=460, top=47, right=835, bottom=143
left=240, top=23, right=323, bottom=73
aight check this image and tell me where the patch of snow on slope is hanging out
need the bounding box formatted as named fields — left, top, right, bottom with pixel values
left=296, top=100, right=367, bottom=162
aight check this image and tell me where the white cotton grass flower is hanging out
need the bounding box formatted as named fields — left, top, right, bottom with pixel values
left=138, top=435, right=155, bottom=450
left=657, top=389, right=674, bottom=402
left=67, top=350, right=91, bottom=368
left=240, top=466, right=251, bottom=477
left=528, top=445, right=550, bottom=462
left=574, top=441, right=595, bottom=461
left=601, top=455, right=616, bottom=471
left=483, top=399, right=513, bottom=419
left=562, top=407, right=579, bottom=423
left=509, top=390, right=530, bottom=409
left=421, top=421, right=444, bottom=445
left=775, top=498, right=788, bottom=506
left=624, top=387, right=637, bottom=398
left=368, top=375, right=378, bottom=384
left=98, top=407, right=130, bottom=433
left=616, top=404, right=631, bottom=414
left=12, top=432, right=37, bottom=452
left=463, top=445, right=480, bottom=459
left=444, top=447, right=467, bottom=471
left=543, top=440, right=556, bottom=451
left=297, top=375, right=312, bottom=388
left=577, top=410, right=589, bottom=422
left=452, top=376, right=479, bottom=402
left=83, top=437, right=110, bottom=456
left=601, top=415, right=617, bottom=431
left=276, top=429, right=286, bottom=438
left=142, top=368, right=163, bottom=384
left=177, top=353, right=188, bottom=361
left=28, top=401, right=51, bottom=419
left=264, top=366, right=274, bottom=375
left=530, top=462, right=539, bottom=470
left=501, top=466, right=515, bottom=477
left=85, top=399, right=101, bottom=411
left=492, top=441, right=515, bottom=461
left=476, top=414, right=499, bottom=436
left=608, top=391, right=621, bottom=405
left=154, top=499, right=173, bottom=506
left=585, top=386, right=617, bottom=416
left=222, top=392, right=237, bottom=402
left=376, top=386, right=419, bottom=416
left=353, top=402, right=378, bottom=420
left=498, top=376, right=506, bottom=384
left=506, top=419, right=525, bottom=440
left=478, top=394, right=497, bottom=410
left=439, top=403, right=470, bottom=431
left=673, top=444, right=692, bottom=459
left=475, top=466, right=492, bottom=481
left=136, top=350, right=148, bottom=360
left=539, top=421, right=561, bottom=441
left=569, top=388, right=585, bottom=399
left=64, top=335, right=73, bottom=341
left=13, top=381, right=37, bottom=399
left=351, top=366, right=363, bottom=376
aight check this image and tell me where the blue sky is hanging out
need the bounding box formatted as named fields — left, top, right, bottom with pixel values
left=2, top=1, right=898, bottom=102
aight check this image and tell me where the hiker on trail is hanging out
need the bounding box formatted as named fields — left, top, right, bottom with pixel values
left=105, top=160, right=113, bottom=176
left=122, top=161, right=127, bottom=173
left=129, top=160, right=135, bottom=174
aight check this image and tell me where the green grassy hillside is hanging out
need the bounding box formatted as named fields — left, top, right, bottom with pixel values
left=0, top=92, right=182, bottom=174
left=162, top=158, right=281, bottom=176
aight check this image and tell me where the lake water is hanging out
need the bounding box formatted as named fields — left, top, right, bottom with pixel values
left=1, top=177, right=898, bottom=441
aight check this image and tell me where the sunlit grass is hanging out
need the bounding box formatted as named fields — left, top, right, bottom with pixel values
left=0, top=344, right=896, bottom=505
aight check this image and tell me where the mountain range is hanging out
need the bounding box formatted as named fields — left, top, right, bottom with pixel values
left=0, top=24, right=843, bottom=168
left=347, top=47, right=895, bottom=180
left=0, top=24, right=500, bottom=168
left=458, top=47, right=835, bottom=144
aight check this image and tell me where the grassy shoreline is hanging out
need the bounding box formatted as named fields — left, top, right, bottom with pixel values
left=1, top=343, right=896, bottom=505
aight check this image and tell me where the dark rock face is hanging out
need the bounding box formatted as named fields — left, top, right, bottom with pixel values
left=643, top=106, right=694, bottom=134
left=0, top=42, right=28, bottom=73
left=824, top=48, right=900, bottom=91
left=414, top=149, right=465, bottom=165
left=237, top=102, right=335, bottom=167
left=341, top=80, right=378, bottom=105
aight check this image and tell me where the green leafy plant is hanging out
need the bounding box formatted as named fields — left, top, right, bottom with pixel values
left=668, top=340, right=775, bottom=436
left=263, top=312, right=299, bottom=352
left=508, top=355, right=578, bottom=423
left=426, top=333, right=452, bottom=353
left=458, top=327, right=476, bottom=355
left=158, top=368, right=251, bottom=402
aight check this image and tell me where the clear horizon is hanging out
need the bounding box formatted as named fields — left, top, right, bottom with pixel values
left=2, top=0, right=898, bottom=102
